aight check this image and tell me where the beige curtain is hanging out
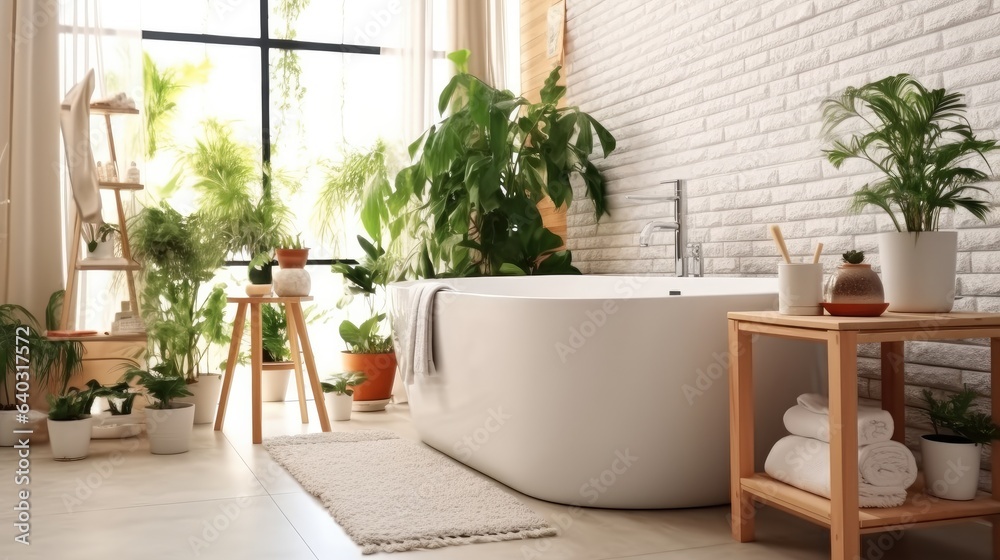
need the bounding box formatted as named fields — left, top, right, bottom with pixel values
left=447, top=0, right=508, bottom=89
left=0, top=0, right=63, bottom=320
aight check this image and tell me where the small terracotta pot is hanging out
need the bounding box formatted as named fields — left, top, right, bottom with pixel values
left=341, top=352, right=397, bottom=403
left=275, top=248, right=309, bottom=269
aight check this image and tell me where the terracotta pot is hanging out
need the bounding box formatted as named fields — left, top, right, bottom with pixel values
left=825, top=263, right=884, bottom=304
left=341, top=351, right=397, bottom=405
left=275, top=248, right=309, bottom=269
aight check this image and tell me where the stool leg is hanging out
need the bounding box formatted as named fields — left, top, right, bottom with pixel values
left=215, top=303, right=247, bottom=431
left=285, top=305, right=309, bottom=423
left=250, top=302, right=264, bottom=444
left=290, top=302, right=331, bottom=432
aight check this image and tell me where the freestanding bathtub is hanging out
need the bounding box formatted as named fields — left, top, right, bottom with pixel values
left=389, top=276, right=825, bottom=509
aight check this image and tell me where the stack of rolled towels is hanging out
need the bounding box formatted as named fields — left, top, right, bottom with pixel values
left=764, top=393, right=918, bottom=508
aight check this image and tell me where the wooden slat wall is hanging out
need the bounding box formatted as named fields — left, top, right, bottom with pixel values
left=520, top=0, right=564, bottom=102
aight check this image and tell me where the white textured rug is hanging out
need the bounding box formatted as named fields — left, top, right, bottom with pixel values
left=263, top=431, right=557, bottom=554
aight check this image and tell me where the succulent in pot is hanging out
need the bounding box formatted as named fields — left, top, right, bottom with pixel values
left=825, top=250, right=884, bottom=305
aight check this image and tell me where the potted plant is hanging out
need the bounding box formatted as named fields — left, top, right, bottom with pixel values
left=88, top=379, right=143, bottom=438
left=275, top=233, right=309, bottom=269
left=261, top=304, right=293, bottom=402
left=392, top=53, right=615, bottom=277
left=920, top=387, right=1000, bottom=500
left=333, top=236, right=396, bottom=411
left=125, top=364, right=195, bottom=454
left=821, top=74, right=1000, bottom=312
left=320, top=372, right=367, bottom=421
left=130, top=202, right=230, bottom=425
left=82, top=222, right=119, bottom=259
left=824, top=250, right=885, bottom=305
left=46, top=384, right=100, bottom=460
left=273, top=233, right=312, bottom=297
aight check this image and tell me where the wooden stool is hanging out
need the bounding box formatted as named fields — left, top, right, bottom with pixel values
left=214, top=295, right=331, bottom=443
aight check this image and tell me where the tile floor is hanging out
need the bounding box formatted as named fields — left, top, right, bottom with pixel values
left=0, top=373, right=994, bottom=560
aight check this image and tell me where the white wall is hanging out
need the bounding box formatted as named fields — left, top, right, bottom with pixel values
left=562, top=0, right=1000, bottom=487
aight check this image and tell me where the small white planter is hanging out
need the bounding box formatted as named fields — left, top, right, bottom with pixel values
left=878, top=231, right=957, bottom=312
left=87, top=239, right=115, bottom=259
left=176, top=373, right=222, bottom=424
left=921, top=434, right=982, bottom=501
left=262, top=366, right=292, bottom=402
left=0, top=410, right=19, bottom=446
left=48, top=417, right=94, bottom=461
left=325, top=392, right=353, bottom=422
left=145, top=402, right=195, bottom=455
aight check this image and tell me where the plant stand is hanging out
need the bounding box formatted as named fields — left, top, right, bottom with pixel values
left=727, top=311, right=1000, bottom=560
left=214, top=296, right=330, bottom=443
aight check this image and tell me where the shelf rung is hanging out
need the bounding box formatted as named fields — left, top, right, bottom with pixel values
left=76, top=258, right=142, bottom=271
left=98, top=181, right=144, bottom=191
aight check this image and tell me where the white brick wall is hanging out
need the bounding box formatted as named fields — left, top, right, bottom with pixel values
left=563, top=0, right=1000, bottom=486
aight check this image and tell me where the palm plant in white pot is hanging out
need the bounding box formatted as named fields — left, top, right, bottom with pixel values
left=46, top=385, right=100, bottom=461
left=821, top=74, right=1000, bottom=312
left=125, top=364, right=196, bottom=455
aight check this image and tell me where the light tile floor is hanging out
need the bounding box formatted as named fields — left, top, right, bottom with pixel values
left=0, top=374, right=993, bottom=560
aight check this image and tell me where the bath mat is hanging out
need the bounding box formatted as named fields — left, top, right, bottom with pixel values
left=263, top=431, right=556, bottom=554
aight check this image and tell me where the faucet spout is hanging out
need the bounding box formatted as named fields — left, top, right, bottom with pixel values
left=638, top=221, right=679, bottom=247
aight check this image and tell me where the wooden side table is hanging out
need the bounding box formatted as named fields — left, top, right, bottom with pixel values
left=214, top=295, right=331, bottom=443
left=727, top=311, right=1000, bottom=560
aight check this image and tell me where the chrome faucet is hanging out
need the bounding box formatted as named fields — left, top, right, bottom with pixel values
left=628, top=180, right=702, bottom=277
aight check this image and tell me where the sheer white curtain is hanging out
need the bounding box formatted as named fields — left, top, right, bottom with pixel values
left=0, top=0, right=62, bottom=319
left=447, top=0, right=507, bottom=90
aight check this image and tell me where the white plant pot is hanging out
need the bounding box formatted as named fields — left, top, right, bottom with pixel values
left=145, top=402, right=195, bottom=455
left=176, top=373, right=223, bottom=424
left=87, top=239, right=114, bottom=259
left=325, top=392, right=353, bottom=422
left=47, top=417, right=94, bottom=461
left=262, top=366, right=292, bottom=402
left=273, top=268, right=311, bottom=297
left=0, top=410, right=19, bottom=446
left=877, top=231, right=957, bottom=312
left=920, top=434, right=982, bottom=501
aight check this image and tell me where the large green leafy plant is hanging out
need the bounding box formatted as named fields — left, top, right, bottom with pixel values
left=313, top=139, right=395, bottom=251
left=130, top=203, right=229, bottom=383
left=333, top=237, right=394, bottom=354
left=821, top=74, right=999, bottom=232
left=393, top=54, right=615, bottom=276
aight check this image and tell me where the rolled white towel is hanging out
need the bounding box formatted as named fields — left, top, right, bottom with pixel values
left=765, top=435, right=916, bottom=508
left=783, top=403, right=894, bottom=445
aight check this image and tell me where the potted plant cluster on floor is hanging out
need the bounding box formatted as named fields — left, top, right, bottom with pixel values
left=126, top=364, right=195, bottom=455
left=920, top=387, right=1000, bottom=500
left=320, top=372, right=367, bottom=421
left=821, top=74, right=1000, bottom=312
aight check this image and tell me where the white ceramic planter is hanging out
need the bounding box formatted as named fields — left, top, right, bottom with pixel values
left=145, top=402, right=195, bottom=455
left=87, top=239, right=114, bottom=259
left=176, top=373, right=222, bottom=424
left=273, top=268, right=311, bottom=297
left=878, top=231, right=957, bottom=312
left=921, top=434, right=982, bottom=500
left=262, top=366, right=292, bottom=402
left=48, top=417, right=94, bottom=461
left=0, top=410, right=19, bottom=446
left=325, top=392, right=353, bottom=421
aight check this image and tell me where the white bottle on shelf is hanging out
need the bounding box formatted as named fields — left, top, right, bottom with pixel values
left=125, top=161, right=140, bottom=184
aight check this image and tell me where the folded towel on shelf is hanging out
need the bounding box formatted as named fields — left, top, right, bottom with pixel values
left=91, top=92, right=136, bottom=109
left=764, top=435, right=917, bottom=508
left=783, top=400, right=894, bottom=445
left=402, top=282, right=453, bottom=387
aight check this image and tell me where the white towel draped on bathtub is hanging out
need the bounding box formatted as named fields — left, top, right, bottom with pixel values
left=783, top=394, right=894, bottom=445
left=764, top=435, right=917, bottom=508
left=403, top=282, right=453, bottom=387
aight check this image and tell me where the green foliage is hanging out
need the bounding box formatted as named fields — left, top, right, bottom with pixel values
left=130, top=203, right=229, bottom=382
left=143, top=52, right=210, bottom=159
left=314, top=139, right=395, bottom=249
left=82, top=223, right=119, bottom=253
left=124, top=364, right=193, bottom=410
left=922, top=387, right=1000, bottom=446
left=95, top=380, right=140, bottom=415
left=821, top=74, right=1000, bottom=232
left=333, top=236, right=394, bottom=354
left=261, top=304, right=291, bottom=363
left=46, top=385, right=98, bottom=421
left=320, top=371, right=367, bottom=396
left=393, top=63, right=614, bottom=276
left=277, top=233, right=306, bottom=249
left=842, top=250, right=865, bottom=264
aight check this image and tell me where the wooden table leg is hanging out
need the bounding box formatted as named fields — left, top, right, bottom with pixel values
left=991, top=338, right=1000, bottom=560
left=880, top=341, right=905, bottom=444
left=284, top=304, right=309, bottom=424
left=214, top=303, right=247, bottom=431
left=829, top=330, right=860, bottom=560
left=289, top=302, right=331, bottom=432
left=250, top=302, right=264, bottom=444
left=729, top=320, right=755, bottom=542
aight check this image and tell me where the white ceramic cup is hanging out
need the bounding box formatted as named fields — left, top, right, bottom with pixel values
left=778, top=263, right=823, bottom=316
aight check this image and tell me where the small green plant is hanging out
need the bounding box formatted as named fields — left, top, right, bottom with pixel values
left=333, top=236, right=394, bottom=354
left=47, top=385, right=100, bottom=421
left=124, top=364, right=193, bottom=410
left=278, top=233, right=306, bottom=250
left=83, top=223, right=119, bottom=253
left=320, top=371, right=367, bottom=396
left=922, top=387, right=1000, bottom=446
left=842, top=250, right=865, bottom=264
left=95, top=380, right=140, bottom=415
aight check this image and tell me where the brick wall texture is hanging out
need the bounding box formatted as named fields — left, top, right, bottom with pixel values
left=562, top=0, right=1000, bottom=488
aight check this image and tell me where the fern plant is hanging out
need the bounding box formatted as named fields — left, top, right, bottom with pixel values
left=922, top=387, right=1000, bottom=445
left=821, top=74, right=999, bottom=232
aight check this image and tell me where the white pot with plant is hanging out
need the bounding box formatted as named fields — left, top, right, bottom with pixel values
left=261, top=304, right=293, bottom=401
left=920, top=388, right=1000, bottom=500
left=321, top=372, right=366, bottom=421
left=821, top=74, right=1000, bottom=312
left=89, top=380, right=143, bottom=438
left=126, top=365, right=196, bottom=455
left=46, top=385, right=98, bottom=461
left=83, top=222, right=119, bottom=260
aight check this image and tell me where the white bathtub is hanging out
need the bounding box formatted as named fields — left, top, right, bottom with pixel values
left=389, top=276, right=825, bottom=509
